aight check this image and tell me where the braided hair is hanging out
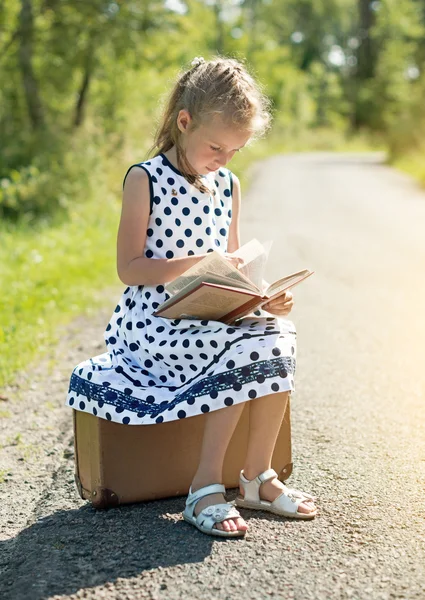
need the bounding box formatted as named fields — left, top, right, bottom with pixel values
left=149, top=56, right=272, bottom=193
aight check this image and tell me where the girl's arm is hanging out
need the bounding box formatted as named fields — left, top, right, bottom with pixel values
left=226, top=174, right=241, bottom=253
left=117, top=167, right=209, bottom=286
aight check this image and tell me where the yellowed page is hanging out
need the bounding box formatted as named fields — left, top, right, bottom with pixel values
left=155, top=284, right=259, bottom=320
left=230, top=238, right=273, bottom=292
left=265, top=269, right=314, bottom=298
left=164, top=250, right=257, bottom=297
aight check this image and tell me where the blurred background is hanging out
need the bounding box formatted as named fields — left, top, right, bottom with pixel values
left=1, top=0, right=424, bottom=387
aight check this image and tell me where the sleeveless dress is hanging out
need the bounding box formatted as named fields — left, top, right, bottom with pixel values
left=65, top=153, right=297, bottom=425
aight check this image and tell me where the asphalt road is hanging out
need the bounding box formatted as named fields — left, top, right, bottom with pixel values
left=1, top=152, right=424, bottom=600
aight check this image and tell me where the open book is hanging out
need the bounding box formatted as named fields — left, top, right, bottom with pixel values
left=152, top=239, right=314, bottom=324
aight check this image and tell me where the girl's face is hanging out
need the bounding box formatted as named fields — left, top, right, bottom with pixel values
left=177, top=110, right=252, bottom=176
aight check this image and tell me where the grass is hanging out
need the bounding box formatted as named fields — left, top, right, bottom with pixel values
left=0, top=189, right=122, bottom=387
left=0, top=126, right=379, bottom=389
left=391, top=149, right=425, bottom=187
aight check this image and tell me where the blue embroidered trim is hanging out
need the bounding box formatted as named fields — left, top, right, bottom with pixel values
left=68, top=355, right=295, bottom=419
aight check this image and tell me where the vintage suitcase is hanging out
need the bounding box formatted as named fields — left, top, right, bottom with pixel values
left=73, top=399, right=293, bottom=509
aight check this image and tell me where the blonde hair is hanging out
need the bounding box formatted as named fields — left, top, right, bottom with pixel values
left=148, top=56, right=272, bottom=193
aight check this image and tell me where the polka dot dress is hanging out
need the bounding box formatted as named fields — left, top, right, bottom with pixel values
left=66, top=153, right=297, bottom=425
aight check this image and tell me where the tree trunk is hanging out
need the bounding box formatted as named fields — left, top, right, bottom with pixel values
left=357, top=0, right=376, bottom=81
left=18, top=0, right=45, bottom=130
left=73, top=52, right=94, bottom=129
left=351, top=0, right=377, bottom=129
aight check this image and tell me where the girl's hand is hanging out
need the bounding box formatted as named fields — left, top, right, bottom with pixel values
left=262, top=291, right=294, bottom=316
left=224, top=254, right=244, bottom=270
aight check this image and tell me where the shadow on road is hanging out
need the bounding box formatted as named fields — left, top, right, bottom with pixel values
left=1, top=495, right=246, bottom=600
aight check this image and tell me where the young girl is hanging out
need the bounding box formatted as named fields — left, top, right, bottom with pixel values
left=66, top=55, right=317, bottom=537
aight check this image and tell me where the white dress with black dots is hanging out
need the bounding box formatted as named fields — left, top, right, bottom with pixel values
left=65, top=153, right=297, bottom=425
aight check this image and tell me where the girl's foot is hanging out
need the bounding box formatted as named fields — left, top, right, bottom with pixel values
left=191, top=485, right=249, bottom=533
left=239, top=471, right=316, bottom=515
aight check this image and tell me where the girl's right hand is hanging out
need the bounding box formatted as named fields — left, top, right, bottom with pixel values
left=224, top=253, right=244, bottom=270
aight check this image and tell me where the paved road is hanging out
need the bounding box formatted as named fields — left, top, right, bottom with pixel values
left=1, top=153, right=424, bottom=599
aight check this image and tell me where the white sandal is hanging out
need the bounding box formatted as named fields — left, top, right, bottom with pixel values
left=183, top=483, right=246, bottom=538
left=234, top=468, right=318, bottom=520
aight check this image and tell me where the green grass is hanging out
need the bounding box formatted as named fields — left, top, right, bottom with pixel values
left=391, top=149, right=425, bottom=187
left=0, top=126, right=378, bottom=389
left=0, top=190, right=122, bottom=387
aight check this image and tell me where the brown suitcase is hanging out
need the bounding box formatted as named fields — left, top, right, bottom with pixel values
left=73, top=399, right=293, bottom=509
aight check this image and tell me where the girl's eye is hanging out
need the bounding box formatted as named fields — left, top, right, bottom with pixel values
left=210, top=146, right=221, bottom=151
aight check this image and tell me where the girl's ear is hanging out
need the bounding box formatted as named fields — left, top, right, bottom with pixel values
left=177, top=109, right=192, bottom=134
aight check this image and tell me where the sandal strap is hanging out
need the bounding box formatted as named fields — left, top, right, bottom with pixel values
left=239, top=468, right=278, bottom=503
left=185, top=483, right=226, bottom=519
left=197, top=503, right=242, bottom=532
left=271, top=489, right=308, bottom=515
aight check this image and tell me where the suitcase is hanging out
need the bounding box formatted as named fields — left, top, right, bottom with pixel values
left=73, top=399, right=293, bottom=509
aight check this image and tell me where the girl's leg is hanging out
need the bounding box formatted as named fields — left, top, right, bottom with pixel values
left=191, top=401, right=248, bottom=533
left=242, top=391, right=316, bottom=514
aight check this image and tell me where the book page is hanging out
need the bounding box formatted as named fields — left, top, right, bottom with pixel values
left=155, top=284, right=259, bottom=321
left=158, top=271, right=254, bottom=312
left=164, top=250, right=257, bottom=297
left=230, top=238, right=273, bottom=292
left=265, top=269, right=314, bottom=298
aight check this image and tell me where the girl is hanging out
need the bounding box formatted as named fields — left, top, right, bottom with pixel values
left=66, top=56, right=317, bottom=538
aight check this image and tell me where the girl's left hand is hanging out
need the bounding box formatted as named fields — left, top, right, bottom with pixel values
left=262, top=291, right=294, bottom=316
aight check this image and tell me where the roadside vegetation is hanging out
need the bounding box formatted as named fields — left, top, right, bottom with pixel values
left=1, top=0, right=423, bottom=387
